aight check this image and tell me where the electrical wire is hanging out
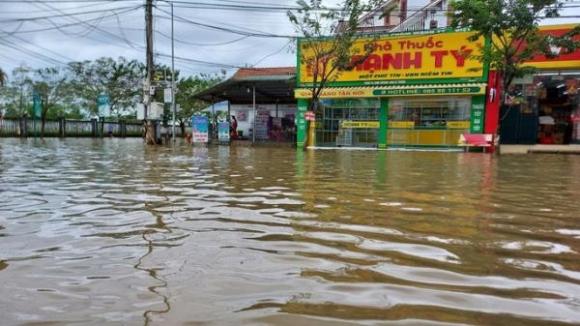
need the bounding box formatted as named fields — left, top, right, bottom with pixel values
left=0, top=29, right=75, bottom=62
left=3, top=6, right=142, bottom=35
left=155, top=7, right=295, bottom=39
left=0, top=5, right=142, bottom=23
left=251, top=40, right=292, bottom=67
left=0, top=38, right=67, bottom=66
left=31, top=1, right=109, bottom=37
left=156, top=30, right=250, bottom=46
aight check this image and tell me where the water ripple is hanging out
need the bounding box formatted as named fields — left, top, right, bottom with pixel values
left=0, top=139, right=579, bottom=325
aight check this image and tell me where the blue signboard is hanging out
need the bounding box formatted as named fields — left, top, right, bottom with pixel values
left=97, top=94, right=110, bottom=117
left=33, top=93, right=42, bottom=118
left=218, top=121, right=230, bottom=143
left=192, top=115, right=209, bottom=143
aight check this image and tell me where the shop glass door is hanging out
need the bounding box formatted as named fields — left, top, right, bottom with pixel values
left=316, top=99, right=380, bottom=147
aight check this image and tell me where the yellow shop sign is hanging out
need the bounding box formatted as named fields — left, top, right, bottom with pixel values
left=340, top=120, right=380, bottom=129
left=388, top=121, right=415, bottom=128
left=298, top=30, right=486, bottom=86
left=447, top=121, right=471, bottom=129
left=294, top=88, right=374, bottom=99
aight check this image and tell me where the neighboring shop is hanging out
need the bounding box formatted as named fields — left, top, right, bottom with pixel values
left=229, top=103, right=296, bottom=140
left=295, top=29, right=489, bottom=149
left=494, top=25, right=580, bottom=145
left=194, top=67, right=296, bottom=142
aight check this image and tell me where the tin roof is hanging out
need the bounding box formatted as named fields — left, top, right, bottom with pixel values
left=232, top=67, right=295, bottom=80
left=194, top=67, right=296, bottom=104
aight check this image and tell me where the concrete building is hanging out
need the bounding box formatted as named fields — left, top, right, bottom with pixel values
left=357, top=0, right=449, bottom=33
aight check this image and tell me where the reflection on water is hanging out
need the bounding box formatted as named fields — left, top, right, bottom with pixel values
left=1, top=138, right=580, bottom=325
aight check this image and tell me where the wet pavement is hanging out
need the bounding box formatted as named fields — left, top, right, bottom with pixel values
left=0, top=138, right=579, bottom=325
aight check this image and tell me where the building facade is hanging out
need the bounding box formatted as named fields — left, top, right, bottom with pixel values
left=485, top=24, right=580, bottom=146
left=295, top=29, right=488, bottom=149
left=357, top=0, right=449, bottom=33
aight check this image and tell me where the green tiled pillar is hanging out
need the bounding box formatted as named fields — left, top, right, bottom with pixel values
left=296, top=99, right=308, bottom=149
left=378, top=98, right=388, bottom=148
left=470, top=95, right=485, bottom=133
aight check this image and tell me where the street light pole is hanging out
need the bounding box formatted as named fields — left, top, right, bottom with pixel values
left=252, top=85, right=256, bottom=144
left=171, top=1, right=177, bottom=143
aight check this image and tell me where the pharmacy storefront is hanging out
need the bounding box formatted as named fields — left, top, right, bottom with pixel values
left=295, top=30, right=489, bottom=148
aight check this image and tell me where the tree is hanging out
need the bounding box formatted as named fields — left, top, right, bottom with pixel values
left=10, top=65, right=33, bottom=118
left=33, top=67, right=71, bottom=137
left=288, top=0, right=384, bottom=113
left=449, top=0, right=580, bottom=134
left=68, top=57, right=144, bottom=118
left=175, top=72, right=225, bottom=135
left=0, top=68, right=6, bottom=87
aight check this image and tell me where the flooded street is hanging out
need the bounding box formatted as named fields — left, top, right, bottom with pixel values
left=1, top=138, right=580, bottom=325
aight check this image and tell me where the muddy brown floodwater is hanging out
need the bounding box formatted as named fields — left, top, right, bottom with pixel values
left=1, top=138, right=580, bottom=325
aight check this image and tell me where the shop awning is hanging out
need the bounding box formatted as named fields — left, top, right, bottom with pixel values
left=294, top=83, right=487, bottom=99
left=194, top=67, right=296, bottom=105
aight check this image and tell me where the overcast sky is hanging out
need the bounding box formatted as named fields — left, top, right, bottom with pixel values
left=0, top=0, right=579, bottom=78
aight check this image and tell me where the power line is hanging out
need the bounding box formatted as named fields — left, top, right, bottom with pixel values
left=155, top=29, right=251, bottom=46
left=251, top=40, right=292, bottom=67
left=156, top=52, right=243, bottom=69
left=0, top=29, right=75, bottom=62
left=155, top=7, right=295, bottom=39
left=2, top=6, right=142, bottom=35
left=31, top=1, right=110, bottom=38
left=0, top=5, right=142, bottom=23
left=0, top=38, right=67, bottom=66
left=0, top=1, right=109, bottom=14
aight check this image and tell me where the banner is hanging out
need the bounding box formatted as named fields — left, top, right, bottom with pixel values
left=340, top=120, right=380, bottom=128
left=32, top=93, right=42, bottom=118
left=192, top=115, right=209, bottom=143
left=294, top=84, right=486, bottom=99
left=218, top=121, right=230, bottom=143
left=254, top=109, right=270, bottom=140
left=97, top=94, right=110, bottom=117
left=298, top=30, right=486, bottom=86
left=523, top=24, right=580, bottom=69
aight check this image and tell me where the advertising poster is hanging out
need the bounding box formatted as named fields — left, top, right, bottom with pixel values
left=192, top=115, right=209, bottom=144
left=218, top=121, right=230, bottom=143
left=236, top=110, right=248, bottom=122
left=255, top=109, right=270, bottom=140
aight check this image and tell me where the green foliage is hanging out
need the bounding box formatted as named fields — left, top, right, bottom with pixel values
left=0, top=58, right=225, bottom=125
left=0, top=68, right=6, bottom=87
left=68, top=57, right=145, bottom=118
left=0, top=65, right=33, bottom=118
left=450, top=0, right=580, bottom=93
left=288, top=0, right=385, bottom=111
left=33, top=67, right=71, bottom=119
left=175, top=72, right=225, bottom=122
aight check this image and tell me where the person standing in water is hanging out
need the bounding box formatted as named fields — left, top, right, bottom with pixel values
left=230, top=115, right=238, bottom=139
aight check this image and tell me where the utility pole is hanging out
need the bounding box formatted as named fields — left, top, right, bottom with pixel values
left=144, top=0, right=154, bottom=143
left=171, top=1, right=176, bottom=143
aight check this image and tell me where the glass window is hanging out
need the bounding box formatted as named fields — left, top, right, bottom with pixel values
left=389, top=97, right=471, bottom=128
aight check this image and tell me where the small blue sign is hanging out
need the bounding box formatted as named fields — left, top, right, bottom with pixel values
left=218, top=121, right=230, bottom=143
left=32, top=93, right=42, bottom=118
left=97, top=94, right=110, bottom=117
left=192, top=115, right=209, bottom=143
